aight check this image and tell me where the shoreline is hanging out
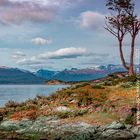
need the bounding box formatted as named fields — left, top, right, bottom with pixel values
left=0, top=74, right=139, bottom=139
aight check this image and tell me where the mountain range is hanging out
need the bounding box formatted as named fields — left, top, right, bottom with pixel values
left=35, top=64, right=127, bottom=82
left=0, top=64, right=128, bottom=84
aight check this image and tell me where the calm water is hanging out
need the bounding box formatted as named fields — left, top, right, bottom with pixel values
left=0, top=85, right=68, bottom=107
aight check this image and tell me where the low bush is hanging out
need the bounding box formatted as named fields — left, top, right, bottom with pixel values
left=92, top=85, right=105, bottom=89
left=75, top=83, right=90, bottom=89
left=120, top=82, right=135, bottom=88
left=124, top=114, right=135, bottom=125
left=56, top=109, right=88, bottom=119
left=5, top=100, right=19, bottom=108
left=77, top=96, right=92, bottom=106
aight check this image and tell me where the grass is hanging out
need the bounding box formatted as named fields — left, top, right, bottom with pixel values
left=62, top=112, right=120, bottom=125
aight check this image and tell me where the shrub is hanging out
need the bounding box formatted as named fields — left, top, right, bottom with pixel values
left=10, top=109, right=37, bottom=120
left=0, top=108, right=7, bottom=116
left=56, top=111, right=70, bottom=118
left=77, top=96, right=92, bottom=106
left=5, top=100, right=19, bottom=108
left=104, top=81, right=112, bottom=86
left=60, top=101, right=68, bottom=106
left=56, top=109, right=88, bottom=119
left=75, top=83, right=90, bottom=88
left=124, top=114, right=135, bottom=125
left=108, top=74, right=119, bottom=79
left=92, top=85, right=105, bottom=89
left=120, top=82, right=134, bottom=88
left=127, top=75, right=137, bottom=83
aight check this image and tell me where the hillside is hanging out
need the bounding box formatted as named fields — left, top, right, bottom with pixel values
left=0, top=67, right=45, bottom=84
left=0, top=73, right=138, bottom=140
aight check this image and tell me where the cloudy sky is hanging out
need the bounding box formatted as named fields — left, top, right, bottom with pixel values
left=0, top=0, right=140, bottom=71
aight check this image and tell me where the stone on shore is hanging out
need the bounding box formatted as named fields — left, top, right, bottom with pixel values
left=106, top=121, right=126, bottom=129
left=0, top=117, right=137, bottom=140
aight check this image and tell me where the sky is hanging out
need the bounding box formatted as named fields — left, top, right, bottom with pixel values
left=0, top=0, right=140, bottom=71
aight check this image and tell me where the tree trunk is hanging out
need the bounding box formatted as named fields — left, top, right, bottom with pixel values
left=119, top=40, right=129, bottom=70
left=129, top=37, right=135, bottom=76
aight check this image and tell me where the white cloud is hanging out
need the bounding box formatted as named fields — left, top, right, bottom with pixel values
left=12, top=51, right=26, bottom=59
left=38, top=47, right=88, bottom=59
left=12, top=51, right=42, bottom=65
left=78, top=11, right=105, bottom=30
left=14, top=47, right=89, bottom=66
left=16, top=57, right=43, bottom=65
left=13, top=47, right=110, bottom=67
left=31, top=37, right=52, bottom=45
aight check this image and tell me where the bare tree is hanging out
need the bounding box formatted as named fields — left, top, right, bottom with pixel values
left=105, top=0, right=140, bottom=76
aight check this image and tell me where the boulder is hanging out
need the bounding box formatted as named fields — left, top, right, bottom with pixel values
left=100, top=129, right=135, bottom=140
left=54, top=106, right=71, bottom=112
left=0, top=116, right=137, bottom=140
left=125, top=124, right=133, bottom=130
left=131, top=126, right=140, bottom=135
left=49, top=122, right=97, bottom=140
left=27, top=116, right=61, bottom=133
left=106, top=121, right=125, bottom=130
left=0, top=119, right=33, bottom=131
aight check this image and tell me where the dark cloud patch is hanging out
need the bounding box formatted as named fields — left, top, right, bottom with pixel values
left=0, top=0, right=91, bottom=25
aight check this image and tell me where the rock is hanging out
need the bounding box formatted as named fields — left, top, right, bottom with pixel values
left=0, top=119, right=33, bottom=131
left=55, top=106, right=71, bottom=112
left=106, top=121, right=125, bottom=130
left=13, top=116, right=97, bottom=140
left=131, top=126, right=140, bottom=135
left=133, top=136, right=140, bottom=140
left=18, top=119, right=33, bottom=128
left=70, top=100, right=77, bottom=103
left=61, top=132, right=94, bottom=140
left=0, top=116, right=137, bottom=140
left=18, top=116, right=97, bottom=139
left=19, top=116, right=61, bottom=133
left=50, top=122, right=97, bottom=140
left=100, top=129, right=135, bottom=140
left=0, top=120, right=20, bottom=131
left=98, top=125, right=108, bottom=131
left=125, top=124, right=133, bottom=129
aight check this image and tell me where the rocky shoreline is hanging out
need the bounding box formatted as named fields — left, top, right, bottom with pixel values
left=0, top=116, right=140, bottom=140
left=0, top=74, right=139, bottom=140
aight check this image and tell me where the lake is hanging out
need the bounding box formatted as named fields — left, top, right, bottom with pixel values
left=0, top=85, right=68, bottom=107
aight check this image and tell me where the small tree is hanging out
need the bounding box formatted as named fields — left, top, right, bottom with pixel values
left=105, top=0, right=140, bottom=76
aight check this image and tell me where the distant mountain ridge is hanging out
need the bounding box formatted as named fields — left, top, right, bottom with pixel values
left=35, top=64, right=127, bottom=82
left=0, top=64, right=132, bottom=84
left=0, top=67, right=44, bottom=84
